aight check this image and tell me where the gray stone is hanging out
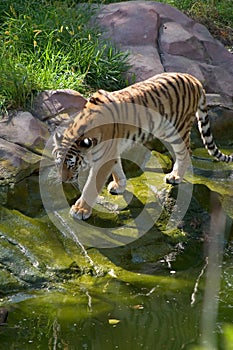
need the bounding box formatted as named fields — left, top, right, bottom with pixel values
left=150, top=1, right=192, bottom=25
left=0, top=111, right=49, bottom=154
left=32, top=89, right=87, bottom=131
left=0, top=112, right=48, bottom=185
left=203, top=41, right=233, bottom=73
left=122, top=45, right=164, bottom=82
left=208, top=106, right=233, bottom=146
left=192, top=22, right=216, bottom=43
left=206, top=94, right=225, bottom=106
left=160, top=54, right=205, bottom=82
left=96, top=1, right=160, bottom=46
left=0, top=138, right=41, bottom=184
left=95, top=1, right=233, bottom=107
left=159, top=22, right=207, bottom=62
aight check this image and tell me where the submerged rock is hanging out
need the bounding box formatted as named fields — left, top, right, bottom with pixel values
left=0, top=204, right=98, bottom=294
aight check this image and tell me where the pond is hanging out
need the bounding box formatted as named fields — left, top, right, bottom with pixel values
left=0, top=149, right=233, bottom=350
left=1, top=252, right=233, bottom=350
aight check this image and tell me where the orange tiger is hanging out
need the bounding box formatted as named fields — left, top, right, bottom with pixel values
left=53, top=72, right=233, bottom=220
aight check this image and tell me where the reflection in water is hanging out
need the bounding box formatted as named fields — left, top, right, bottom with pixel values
left=200, top=194, right=226, bottom=350
left=1, top=234, right=233, bottom=350
left=0, top=276, right=203, bottom=350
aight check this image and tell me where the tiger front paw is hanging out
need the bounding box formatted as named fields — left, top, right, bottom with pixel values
left=107, top=179, right=126, bottom=195
left=70, top=198, right=92, bottom=220
left=165, top=171, right=182, bottom=185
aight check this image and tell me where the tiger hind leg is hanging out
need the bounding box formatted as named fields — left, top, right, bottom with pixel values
left=165, top=143, right=191, bottom=185
left=107, top=158, right=127, bottom=194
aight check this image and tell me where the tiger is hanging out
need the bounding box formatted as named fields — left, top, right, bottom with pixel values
left=52, top=72, right=233, bottom=220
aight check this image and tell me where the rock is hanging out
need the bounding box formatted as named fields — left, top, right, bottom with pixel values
left=96, top=1, right=163, bottom=81
left=96, top=1, right=233, bottom=107
left=208, top=106, right=233, bottom=147
left=191, top=106, right=233, bottom=149
left=160, top=54, right=205, bottom=82
left=32, top=89, right=87, bottom=131
left=0, top=111, right=49, bottom=153
left=205, top=94, right=224, bottom=106
left=0, top=138, right=41, bottom=185
left=159, top=22, right=207, bottom=61
left=203, top=40, right=233, bottom=73
left=0, top=112, right=48, bottom=185
left=97, top=2, right=160, bottom=46
left=123, top=45, right=164, bottom=82
left=0, top=204, right=94, bottom=293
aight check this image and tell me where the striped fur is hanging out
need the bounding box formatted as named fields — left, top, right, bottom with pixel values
left=53, top=72, right=233, bottom=220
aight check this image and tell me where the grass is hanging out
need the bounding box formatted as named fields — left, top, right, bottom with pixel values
left=162, top=0, right=233, bottom=24
left=0, top=0, right=129, bottom=111
left=0, top=0, right=232, bottom=112
left=171, top=0, right=233, bottom=46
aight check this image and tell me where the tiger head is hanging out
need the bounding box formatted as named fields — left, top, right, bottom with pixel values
left=52, top=131, right=96, bottom=183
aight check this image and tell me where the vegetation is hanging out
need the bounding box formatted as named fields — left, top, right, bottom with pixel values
left=162, top=0, right=232, bottom=26
left=0, top=0, right=232, bottom=112
left=170, top=0, right=233, bottom=46
left=0, top=0, right=129, bottom=111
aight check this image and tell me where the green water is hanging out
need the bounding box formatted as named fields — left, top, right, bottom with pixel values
left=0, top=278, right=199, bottom=349
left=1, top=150, right=233, bottom=349
left=1, top=256, right=233, bottom=350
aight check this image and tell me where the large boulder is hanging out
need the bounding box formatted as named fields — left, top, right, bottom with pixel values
left=96, top=1, right=233, bottom=107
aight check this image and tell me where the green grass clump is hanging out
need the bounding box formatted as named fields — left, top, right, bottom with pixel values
left=1, top=0, right=232, bottom=112
left=0, top=0, right=129, bottom=111
left=171, top=0, right=233, bottom=27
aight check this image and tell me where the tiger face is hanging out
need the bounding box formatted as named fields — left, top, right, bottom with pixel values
left=52, top=132, right=94, bottom=183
